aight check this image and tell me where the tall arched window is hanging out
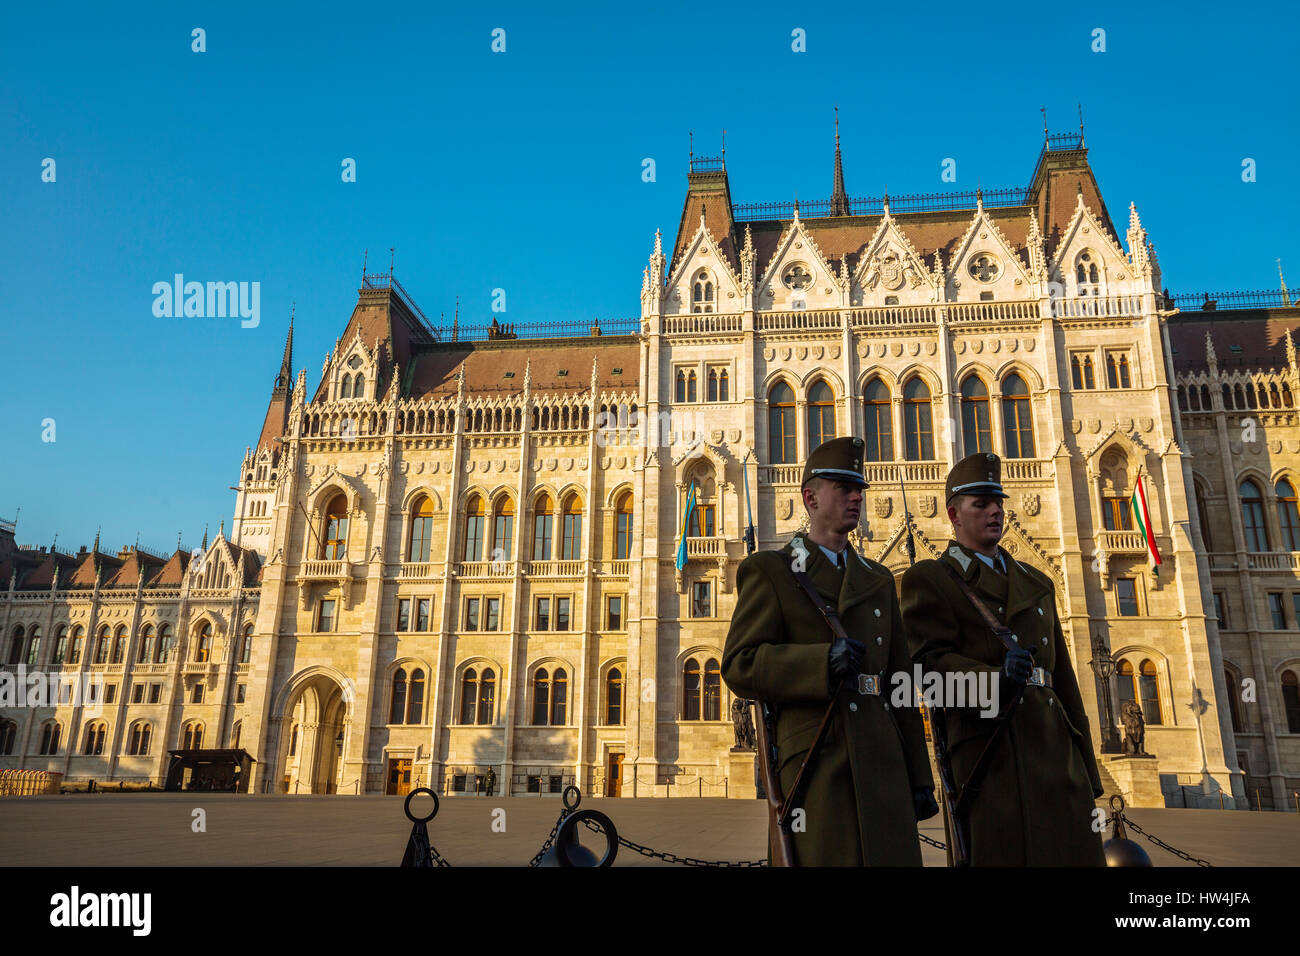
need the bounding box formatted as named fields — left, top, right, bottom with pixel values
left=127, top=721, right=151, bottom=756
left=675, top=370, right=687, bottom=403
left=353, top=374, right=365, bottom=398
left=768, top=382, right=796, bottom=464
left=111, top=625, right=127, bottom=664
left=323, top=494, right=349, bottom=559
left=532, top=667, right=569, bottom=725
left=182, top=722, right=203, bottom=750
left=407, top=669, right=424, bottom=724
left=605, top=667, right=624, bottom=725
left=6, top=626, right=23, bottom=666
left=683, top=658, right=701, bottom=720
left=94, top=626, right=110, bottom=664
left=138, top=624, right=155, bottom=664
left=1224, top=666, right=1245, bottom=733
left=408, top=496, right=434, bottom=562
left=532, top=494, right=554, bottom=560
left=460, top=668, right=496, bottom=724
left=478, top=668, right=496, bottom=724
left=615, top=492, right=633, bottom=560
left=463, top=495, right=485, bottom=561
left=1138, top=659, right=1162, bottom=725
left=1116, top=660, right=1135, bottom=711
left=26, top=626, right=42, bottom=667
left=1276, top=479, right=1300, bottom=551
left=687, top=370, right=697, bottom=402
left=341, top=373, right=351, bottom=398
left=157, top=624, right=173, bottom=663
left=693, top=270, right=714, bottom=312
left=240, top=623, right=253, bottom=664
left=82, top=721, right=106, bottom=756
left=1239, top=480, right=1269, bottom=551
left=1194, top=482, right=1214, bottom=551
left=1283, top=670, right=1300, bottom=734
left=560, top=495, right=583, bottom=560
left=69, top=626, right=84, bottom=664
left=39, top=721, right=61, bottom=755
left=960, top=376, right=991, bottom=456
left=863, top=379, right=893, bottom=462
left=704, top=657, right=721, bottom=721
left=0, top=720, right=16, bottom=756
left=231, top=721, right=242, bottom=749
left=195, top=622, right=211, bottom=663
left=1071, top=355, right=1083, bottom=389
left=289, top=724, right=299, bottom=756
left=53, top=625, right=68, bottom=665
left=903, top=378, right=934, bottom=461
left=492, top=496, right=515, bottom=561
left=707, top=368, right=729, bottom=401
left=1001, top=374, right=1034, bottom=458
left=806, top=379, right=836, bottom=452
left=390, top=668, right=408, bottom=724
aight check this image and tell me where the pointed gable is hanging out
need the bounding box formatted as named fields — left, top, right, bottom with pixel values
left=664, top=211, right=744, bottom=315
left=756, top=211, right=844, bottom=311
left=945, top=197, right=1033, bottom=302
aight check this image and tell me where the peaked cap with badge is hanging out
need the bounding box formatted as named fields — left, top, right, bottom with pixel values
left=899, top=455, right=1105, bottom=865
left=802, top=436, right=868, bottom=489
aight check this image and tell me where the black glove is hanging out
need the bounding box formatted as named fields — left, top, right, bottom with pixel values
left=912, top=787, right=940, bottom=821
left=828, top=637, right=865, bottom=684
left=1002, top=647, right=1035, bottom=685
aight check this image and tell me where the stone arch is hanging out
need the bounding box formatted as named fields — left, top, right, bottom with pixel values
left=993, top=359, right=1045, bottom=392
left=797, top=366, right=846, bottom=397
left=604, top=481, right=635, bottom=510
left=400, top=485, right=443, bottom=513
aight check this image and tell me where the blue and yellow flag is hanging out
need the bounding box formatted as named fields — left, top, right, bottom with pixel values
left=675, top=481, right=697, bottom=570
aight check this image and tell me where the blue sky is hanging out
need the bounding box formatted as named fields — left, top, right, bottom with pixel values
left=1, top=0, right=1297, bottom=554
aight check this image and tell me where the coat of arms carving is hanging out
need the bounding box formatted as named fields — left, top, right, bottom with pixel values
left=1022, top=493, right=1041, bottom=516
left=919, top=494, right=937, bottom=518
left=874, top=496, right=892, bottom=519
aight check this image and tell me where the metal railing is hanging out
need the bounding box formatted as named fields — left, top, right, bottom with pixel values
left=1169, top=290, right=1298, bottom=312
left=733, top=187, right=1030, bottom=221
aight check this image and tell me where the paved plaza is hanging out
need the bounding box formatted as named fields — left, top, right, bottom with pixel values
left=1, top=794, right=1296, bottom=866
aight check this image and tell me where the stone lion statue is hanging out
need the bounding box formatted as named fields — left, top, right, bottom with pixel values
left=1121, top=701, right=1148, bottom=756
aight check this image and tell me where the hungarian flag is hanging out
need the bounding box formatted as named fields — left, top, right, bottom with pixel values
left=1130, top=475, right=1162, bottom=572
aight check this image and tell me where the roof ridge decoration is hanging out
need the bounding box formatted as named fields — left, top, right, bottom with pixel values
left=851, top=208, right=939, bottom=299
left=663, top=210, right=742, bottom=298
left=1026, top=209, right=1049, bottom=283
left=1047, top=187, right=1131, bottom=274
left=740, top=224, right=755, bottom=291
left=1125, top=201, right=1151, bottom=276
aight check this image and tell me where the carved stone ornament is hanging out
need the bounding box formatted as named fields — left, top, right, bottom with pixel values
left=781, top=348, right=792, bottom=361
left=728, top=429, right=741, bottom=443
left=926, top=342, right=937, bottom=355
left=1118, top=416, right=1134, bottom=432
left=1140, top=417, right=1154, bottom=432
left=973, top=340, right=984, bottom=354
left=778, top=498, right=794, bottom=520
left=1025, top=339, right=1036, bottom=352
left=874, top=496, right=892, bottom=518
left=1008, top=339, right=1018, bottom=352
left=990, top=340, right=1001, bottom=354
left=1070, top=419, right=1082, bottom=434
left=711, top=429, right=724, bottom=443
left=919, top=494, right=937, bottom=518
left=1022, top=493, right=1041, bottom=516
left=830, top=345, right=841, bottom=359
left=858, top=342, right=869, bottom=357
left=796, top=346, right=808, bottom=360
left=764, top=348, right=775, bottom=360
left=956, top=340, right=967, bottom=354
left=813, top=345, right=824, bottom=359
left=1088, top=419, right=1102, bottom=433
left=909, top=342, right=920, bottom=356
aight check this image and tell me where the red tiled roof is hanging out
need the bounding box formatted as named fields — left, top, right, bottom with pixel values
left=1167, top=310, right=1300, bottom=373
left=407, top=341, right=640, bottom=399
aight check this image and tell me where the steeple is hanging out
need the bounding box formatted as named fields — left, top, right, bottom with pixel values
left=829, top=106, right=849, bottom=217
left=1279, top=258, right=1291, bottom=308
left=275, top=306, right=294, bottom=389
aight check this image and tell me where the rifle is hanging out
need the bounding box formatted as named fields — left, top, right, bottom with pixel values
left=741, top=451, right=795, bottom=867
left=900, top=476, right=968, bottom=866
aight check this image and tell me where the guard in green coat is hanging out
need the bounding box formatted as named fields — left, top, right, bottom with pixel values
left=900, top=452, right=1106, bottom=866
left=722, top=437, right=937, bottom=866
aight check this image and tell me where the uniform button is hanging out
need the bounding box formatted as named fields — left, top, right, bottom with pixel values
left=882, top=700, right=889, bottom=710
left=849, top=702, right=858, bottom=712
left=874, top=608, right=881, bottom=617
left=998, top=606, right=1004, bottom=614
left=1041, top=636, right=1049, bottom=646
left=1048, top=698, right=1055, bottom=707
left=876, top=636, right=883, bottom=645
left=1037, top=608, right=1044, bottom=616
left=1011, top=634, right=1019, bottom=643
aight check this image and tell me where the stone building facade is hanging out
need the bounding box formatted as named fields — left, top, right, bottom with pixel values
left=3, top=131, right=1298, bottom=808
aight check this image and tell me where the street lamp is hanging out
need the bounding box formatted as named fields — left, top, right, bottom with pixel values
left=1089, top=633, right=1122, bottom=754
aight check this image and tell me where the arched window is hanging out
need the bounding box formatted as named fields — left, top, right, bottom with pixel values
left=687, top=370, right=697, bottom=402
left=461, top=668, right=479, bottom=724
left=1001, top=374, right=1034, bottom=458
left=289, top=724, right=299, bottom=757
left=708, top=368, right=720, bottom=402
left=806, top=379, right=836, bottom=452
left=323, top=494, right=349, bottom=559
left=560, top=495, right=583, bottom=560
left=1194, top=483, right=1214, bottom=551
left=353, top=374, right=365, bottom=398
left=615, top=492, right=633, bottom=560
left=460, top=667, right=496, bottom=724
left=903, top=378, right=934, bottom=460
left=69, top=626, right=84, bottom=664
left=195, top=622, right=211, bottom=663
left=1074, top=355, right=1096, bottom=389
left=240, top=623, right=253, bottom=664
left=704, top=657, right=721, bottom=721
left=478, top=668, right=496, bottom=724
left=692, top=270, right=714, bottom=312
left=675, top=370, right=687, bottom=403
left=157, top=624, right=173, bottom=664
left=182, top=722, right=203, bottom=750
left=960, top=376, right=991, bottom=456
left=408, top=495, right=434, bottom=562
left=863, top=377, right=894, bottom=463
left=390, top=668, right=408, bottom=724
left=137, top=625, right=154, bottom=664
left=768, top=382, right=796, bottom=464
left=1224, top=666, right=1245, bottom=733
left=111, top=625, right=127, bottom=664
left=0, top=720, right=14, bottom=756
left=82, top=721, right=106, bottom=756
left=127, top=721, right=151, bottom=756
left=1116, top=659, right=1135, bottom=711
left=1276, top=479, right=1300, bottom=551
left=463, top=495, right=485, bottom=561
left=531, top=667, right=568, bottom=725
left=1139, top=659, right=1162, bottom=725
left=532, top=494, right=554, bottom=560
left=39, top=721, right=61, bottom=755
left=1282, top=670, right=1300, bottom=734
left=94, top=626, right=110, bottom=664
left=407, top=669, right=424, bottom=724
left=493, top=496, right=515, bottom=561
left=708, top=368, right=729, bottom=401
left=53, top=625, right=68, bottom=665
left=341, top=373, right=351, bottom=398
left=605, top=668, right=624, bottom=725
left=25, top=625, right=42, bottom=667
left=683, top=658, right=701, bottom=720
left=1239, top=480, right=1269, bottom=551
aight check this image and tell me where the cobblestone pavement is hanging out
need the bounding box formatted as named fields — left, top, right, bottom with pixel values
left=1, top=794, right=1295, bottom=866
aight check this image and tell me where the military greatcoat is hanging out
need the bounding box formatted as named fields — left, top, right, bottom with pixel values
left=900, top=541, right=1106, bottom=866
left=722, top=535, right=933, bottom=866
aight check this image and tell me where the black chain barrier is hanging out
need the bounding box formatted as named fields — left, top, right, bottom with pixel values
left=1121, top=817, right=1215, bottom=867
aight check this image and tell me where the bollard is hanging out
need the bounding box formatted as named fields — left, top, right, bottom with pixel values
left=1103, top=795, right=1153, bottom=867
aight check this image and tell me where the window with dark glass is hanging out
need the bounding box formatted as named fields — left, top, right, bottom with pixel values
left=408, top=496, right=434, bottom=562
left=1276, top=480, right=1300, bottom=551
left=417, top=598, right=430, bottom=631
left=768, top=382, right=796, bottom=464
left=1116, top=578, right=1139, bottom=616
left=1282, top=670, right=1300, bottom=734
left=464, top=495, right=485, bottom=561
left=556, top=597, right=570, bottom=631
left=1239, top=480, right=1269, bottom=551
left=533, top=494, right=554, bottom=560
left=615, top=493, right=633, bottom=560
left=903, top=378, right=934, bottom=460
left=318, top=599, right=336, bottom=633
left=806, top=379, right=836, bottom=452
left=691, top=580, right=712, bottom=618
left=485, top=597, right=500, bottom=631
left=960, top=376, right=991, bottom=456
left=536, top=597, right=550, bottom=631
left=605, top=668, right=623, bottom=725
left=1138, top=659, right=1162, bottom=725
left=863, top=379, right=893, bottom=462
left=465, top=597, right=480, bottom=631
left=493, top=497, right=514, bottom=561
left=607, top=595, right=623, bottom=630
left=560, top=496, right=582, bottom=560
left=1268, top=592, right=1286, bottom=629
left=1001, top=374, right=1034, bottom=458
left=397, top=598, right=411, bottom=631
left=323, top=494, right=349, bottom=559
left=683, top=658, right=701, bottom=720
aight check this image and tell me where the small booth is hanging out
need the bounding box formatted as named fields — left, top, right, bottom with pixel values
left=165, top=749, right=255, bottom=793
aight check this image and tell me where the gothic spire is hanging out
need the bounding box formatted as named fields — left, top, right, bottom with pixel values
left=829, top=106, right=849, bottom=217
left=276, top=307, right=294, bottom=389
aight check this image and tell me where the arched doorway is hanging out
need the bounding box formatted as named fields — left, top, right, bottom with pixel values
left=276, top=671, right=352, bottom=794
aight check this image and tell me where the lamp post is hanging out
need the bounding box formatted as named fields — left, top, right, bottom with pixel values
left=1089, top=633, right=1122, bottom=754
